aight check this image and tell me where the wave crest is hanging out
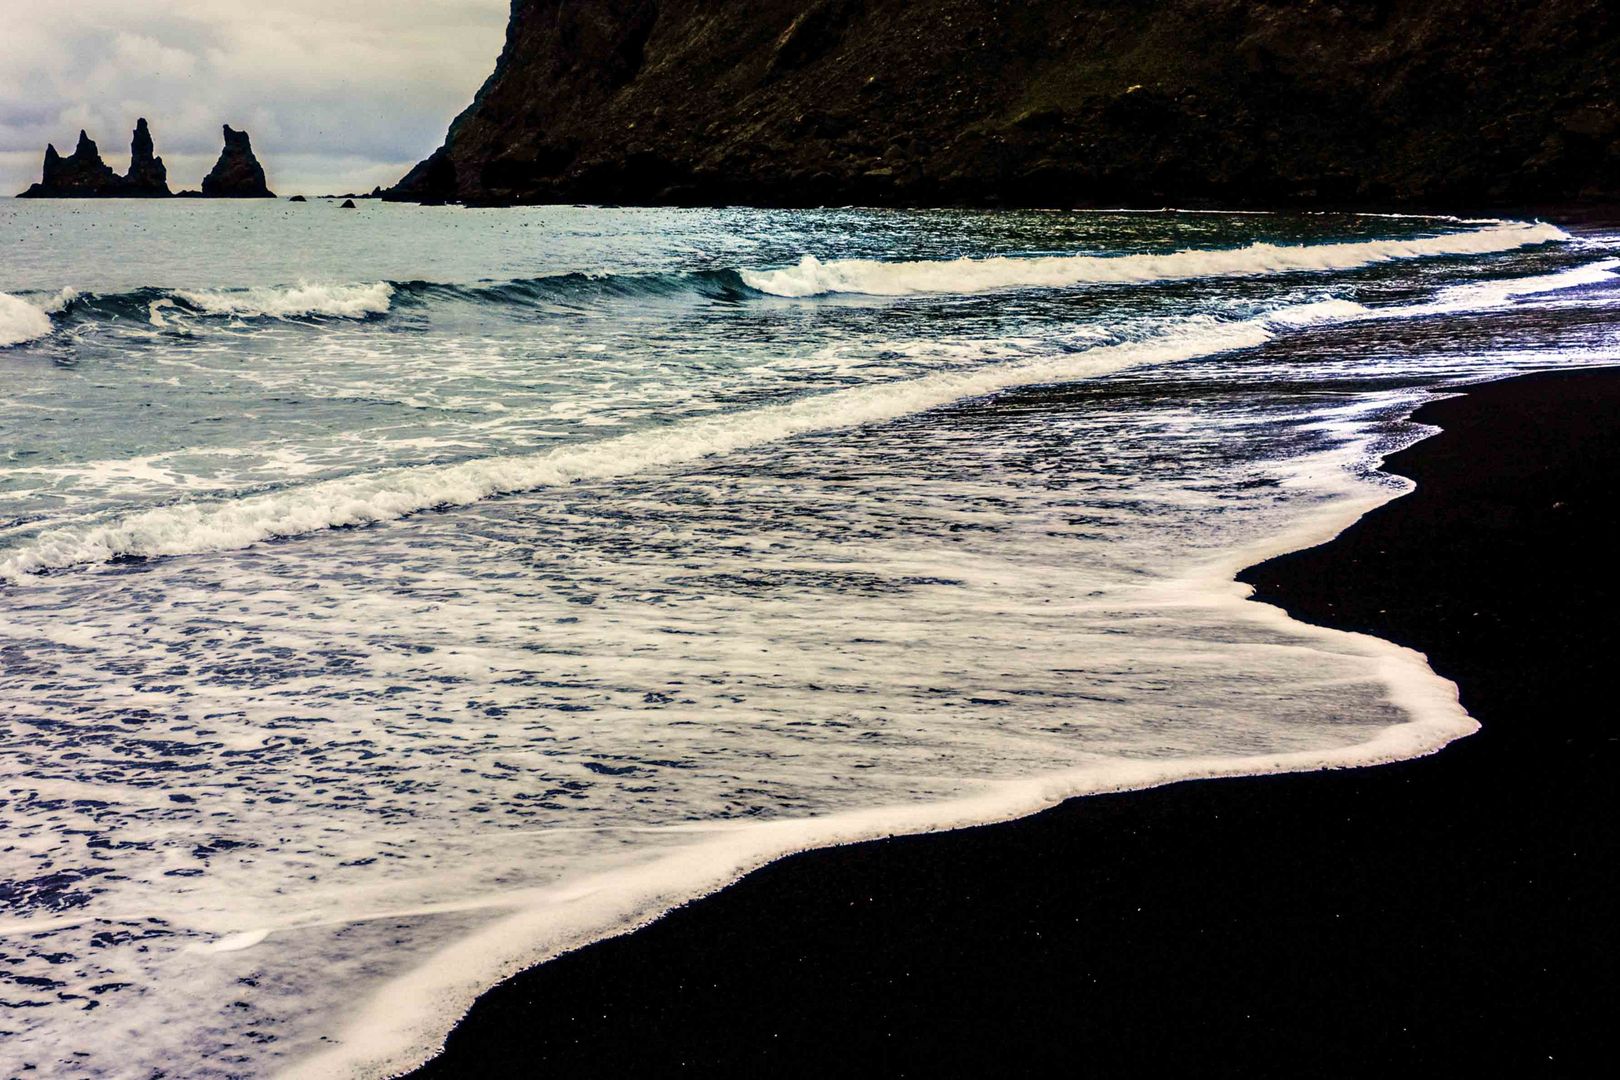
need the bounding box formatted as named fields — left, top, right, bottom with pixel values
left=739, top=221, right=1570, bottom=297
left=0, top=291, right=55, bottom=348
left=169, top=281, right=395, bottom=320
left=0, top=314, right=1281, bottom=580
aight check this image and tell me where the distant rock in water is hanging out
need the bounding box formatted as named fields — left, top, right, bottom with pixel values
left=339, top=199, right=357, bottom=209
left=123, top=119, right=169, bottom=196
left=289, top=195, right=308, bottom=202
left=388, top=0, right=1620, bottom=209
left=17, top=122, right=172, bottom=198
left=20, top=132, right=120, bottom=198
left=201, top=126, right=275, bottom=198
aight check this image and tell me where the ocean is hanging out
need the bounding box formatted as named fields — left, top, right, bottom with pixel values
left=1, top=202, right=1616, bottom=1077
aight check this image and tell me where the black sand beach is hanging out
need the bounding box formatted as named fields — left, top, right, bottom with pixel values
left=410, top=368, right=1617, bottom=1077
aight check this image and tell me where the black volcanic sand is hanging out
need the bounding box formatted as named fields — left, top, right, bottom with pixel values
left=411, top=370, right=1617, bottom=1077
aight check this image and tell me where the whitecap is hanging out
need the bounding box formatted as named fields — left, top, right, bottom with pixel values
left=172, top=281, right=394, bottom=319
left=0, top=291, right=54, bottom=348
left=739, top=221, right=1568, bottom=297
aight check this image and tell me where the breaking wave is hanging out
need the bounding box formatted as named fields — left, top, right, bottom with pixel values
left=12, top=220, right=1574, bottom=340
left=739, top=221, right=1569, bottom=297
left=0, top=290, right=65, bottom=347
left=168, top=281, right=395, bottom=320
left=6, top=245, right=1614, bottom=583
left=0, top=311, right=1296, bottom=580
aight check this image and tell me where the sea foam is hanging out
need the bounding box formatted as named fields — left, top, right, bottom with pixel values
left=170, top=281, right=395, bottom=319
left=5, top=249, right=1610, bottom=585
left=4, top=248, right=1609, bottom=584
left=0, top=291, right=54, bottom=347
left=0, top=312, right=1296, bottom=580
left=740, top=221, right=1569, bottom=297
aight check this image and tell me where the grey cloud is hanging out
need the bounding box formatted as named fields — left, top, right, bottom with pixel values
left=0, top=1, right=507, bottom=194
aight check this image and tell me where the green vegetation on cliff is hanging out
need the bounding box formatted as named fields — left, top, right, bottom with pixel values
left=393, top=0, right=1619, bottom=208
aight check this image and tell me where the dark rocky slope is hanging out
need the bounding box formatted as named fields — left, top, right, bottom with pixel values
left=18, top=121, right=170, bottom=198
left=391, top=0, right=1620, bottom=208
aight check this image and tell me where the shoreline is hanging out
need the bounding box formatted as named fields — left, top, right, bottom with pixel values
left=397, top=367, right=1617, bottom=1076
left=296, top=415, right=1471, bottom=1079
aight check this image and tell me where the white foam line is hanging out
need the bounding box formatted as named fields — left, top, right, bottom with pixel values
left=276, top=264, right=1620, bottom=1078
left=0, top=316, right=1276, bottom=582
left=1421, top=257, right=1620, bottom=312
left=739, top=220, right=1567, bottom=297
left=171, top=281, right=394, bottom=320
left=8, top=253, right=1614, bottom=585
left=284, top=459, right=1475, bottom=1080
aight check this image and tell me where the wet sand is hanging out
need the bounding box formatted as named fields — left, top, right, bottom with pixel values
left=410, top=368, right=1618, bottom=1077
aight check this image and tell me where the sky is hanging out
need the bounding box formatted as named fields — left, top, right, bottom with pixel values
left=0, top=0, right=509, bottom=196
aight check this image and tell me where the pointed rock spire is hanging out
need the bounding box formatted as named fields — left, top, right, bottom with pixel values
left=18, top=131, right=118, bottom=196
left=40, top=144, right=62, bottom=184
left=200, top=125, right=275, bottom=198
left=123, top=118, right=170, bottom=196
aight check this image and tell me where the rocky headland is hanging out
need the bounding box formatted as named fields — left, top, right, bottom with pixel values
left=17, top=121, right=273, bottom=198
left=389, top=0, right=1620, bottom=209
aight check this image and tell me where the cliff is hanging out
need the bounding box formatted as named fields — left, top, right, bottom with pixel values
left=389, top=0, right=1620, bottom=209
left=18, top=123, right=170, bottom=198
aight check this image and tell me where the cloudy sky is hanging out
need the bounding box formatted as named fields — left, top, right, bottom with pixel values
left=0, top=0, right=509, bottom=196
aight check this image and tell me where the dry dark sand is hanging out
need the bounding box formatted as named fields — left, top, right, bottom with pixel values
left=410, top=368, right=1617, bottom=1077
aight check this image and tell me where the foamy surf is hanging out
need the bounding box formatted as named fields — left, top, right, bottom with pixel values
left=0, top=291, right=56, bottom=347
left=164, top=281, right=394, bottom=322
left=8, top=250, right=1611, bottom=584
left=739, top=221, right=1568, bottom=296
left=0, top=311, right=1298, bottom=581
left=279, top=441, right=1478, bottom=1080
left=4, top=203, right=1617, bottom=1080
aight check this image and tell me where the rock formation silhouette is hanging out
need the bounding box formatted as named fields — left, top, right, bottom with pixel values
left=123, top=119, right=169, bottom=196
left=200, top=126, right=275, bottom=198
left=15, top=120, right=279, bottom=198
left=17, top=123, right=172, bottom=198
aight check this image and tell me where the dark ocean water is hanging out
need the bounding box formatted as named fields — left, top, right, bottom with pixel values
left=1, top=203, right=1616, bottom=1077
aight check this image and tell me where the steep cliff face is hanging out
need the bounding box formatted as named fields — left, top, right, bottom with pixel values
left=391, top=0, right=1619, bottom=208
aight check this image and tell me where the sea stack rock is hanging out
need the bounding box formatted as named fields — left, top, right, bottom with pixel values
left=18, top=131, right=119, bottom=197
left=123, top=119, right=169, bottom=196
left=16, top=121, right=174, bottom=198
left=200, top=126, right=275, bottom=198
